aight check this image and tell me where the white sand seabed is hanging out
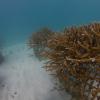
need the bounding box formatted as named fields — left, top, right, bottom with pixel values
left=0, top=42, right=71, bottom=100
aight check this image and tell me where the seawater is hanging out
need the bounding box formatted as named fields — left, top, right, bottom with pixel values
left=0, top=1, right=100, bottom=100
left=0, top=0, right=100, bottom=46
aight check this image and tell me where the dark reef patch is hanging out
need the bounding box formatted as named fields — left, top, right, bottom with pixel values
left=0, top=53, right=4, bottom=65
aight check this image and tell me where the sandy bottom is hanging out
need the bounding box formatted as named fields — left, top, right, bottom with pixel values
left=0, top=42, right=71, bottom=100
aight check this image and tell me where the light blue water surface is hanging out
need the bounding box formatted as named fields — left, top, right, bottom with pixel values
left=0, top=0, right=100, bottom=46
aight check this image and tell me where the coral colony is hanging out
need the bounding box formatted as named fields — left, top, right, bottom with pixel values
left=29, top=27, right=54, bottom=59
left=29, top=23, right=100, bottom=100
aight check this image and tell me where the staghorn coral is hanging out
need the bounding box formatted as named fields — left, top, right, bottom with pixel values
left=29, top=23, right=100, bottom=100
left=28, top=27, right=54, bottom=59
left=43, top=23, right=100, bottom=100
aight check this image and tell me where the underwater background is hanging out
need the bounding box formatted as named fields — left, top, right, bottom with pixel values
left=0, top=0, right=100, bottom=100
left=0, top=0, right=100, bottom=46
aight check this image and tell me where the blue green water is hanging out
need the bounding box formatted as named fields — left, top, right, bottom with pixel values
left=0, top=0, right=100, bottom=46
left=0, top=1, right=100, bottom=99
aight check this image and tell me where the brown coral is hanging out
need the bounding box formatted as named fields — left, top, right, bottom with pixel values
left=28, top=27, right=54, bottom=59
left=43, top=23, right=100, bottom=100
left=29, top=23, right=100, bottom=100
